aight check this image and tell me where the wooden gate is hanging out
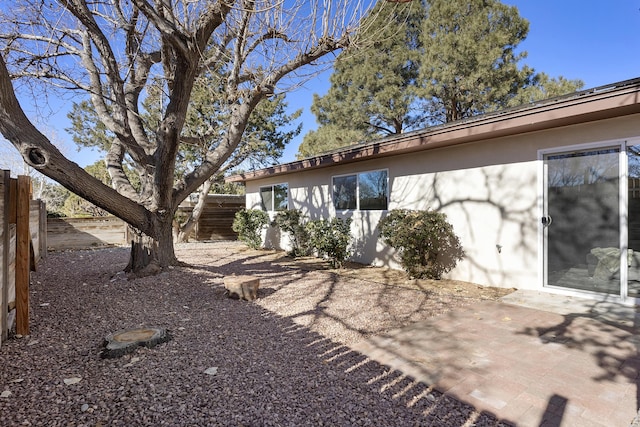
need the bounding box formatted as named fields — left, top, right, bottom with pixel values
left=0, top=171, right=46, bottom=345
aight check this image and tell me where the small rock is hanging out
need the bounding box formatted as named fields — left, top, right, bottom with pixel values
left=204, top=367, right=218, bottom=376
left=1, top=390, right=12, bottom=398
left=10, top=378, right=24, bottom=383
left=123, top=357, right=141, bottom=368
left=39, top=303, right=50, bottom=307
left=64, top=377, right=82, bottom=385
left=81, top=403, right=89, bottom=412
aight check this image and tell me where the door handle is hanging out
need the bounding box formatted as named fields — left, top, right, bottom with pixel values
left=542, top=216, right=553, bottom=227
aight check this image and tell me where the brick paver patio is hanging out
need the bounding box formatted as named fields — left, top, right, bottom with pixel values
left=353, top=294, right=640, bottom=426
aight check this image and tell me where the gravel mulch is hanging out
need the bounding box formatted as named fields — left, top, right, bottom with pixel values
left=0, top=241, right=514, bottom=426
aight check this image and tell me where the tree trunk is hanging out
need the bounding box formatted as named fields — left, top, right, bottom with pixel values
left=125, top=215, right=177, bottom=277
left=176, top=178, right=214, bottom=243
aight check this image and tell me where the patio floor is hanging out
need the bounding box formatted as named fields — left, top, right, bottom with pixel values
left=352, top=290, right=640, bottom=426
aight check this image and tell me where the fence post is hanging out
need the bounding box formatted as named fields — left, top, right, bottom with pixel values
left=0, top=170, right=9, bottom=343
left=15, top=175, right=30, bottom=336
left=39, top=200, right=47, bottom=259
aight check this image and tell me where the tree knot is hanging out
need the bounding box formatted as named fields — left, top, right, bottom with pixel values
left=26, top=147, right=47, bottom=167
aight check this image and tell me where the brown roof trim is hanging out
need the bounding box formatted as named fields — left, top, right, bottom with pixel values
left=228, top=78, right=640, bottom=183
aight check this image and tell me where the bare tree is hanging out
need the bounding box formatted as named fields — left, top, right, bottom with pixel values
left=0, top=0, right=367, bottom=274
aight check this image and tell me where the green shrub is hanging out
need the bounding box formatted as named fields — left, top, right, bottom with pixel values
left=379, top=209, right=464, bottom=279
left=274, top=209, right=312, bottom=257
left=232, top=209, right=270, bottom=249
left=306, top=217, right=353, bottom=268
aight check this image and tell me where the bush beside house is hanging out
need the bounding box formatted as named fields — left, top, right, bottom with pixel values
left=379, top=209, right=465, bottom=279
left=234, top=207, right=463, bottom=276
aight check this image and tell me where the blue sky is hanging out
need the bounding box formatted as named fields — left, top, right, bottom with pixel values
left=6, top=0, right=640, bottom=168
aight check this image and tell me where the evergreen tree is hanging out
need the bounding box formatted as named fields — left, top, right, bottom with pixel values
left=420, top=0, right=531, bottom=122
left=297, top=125, right=368, bottom=159
left=297, top=0, right=427, bottom=158
left=507, top=72, right=584, bottom=107
left=298, top=0, right=585, bottom=159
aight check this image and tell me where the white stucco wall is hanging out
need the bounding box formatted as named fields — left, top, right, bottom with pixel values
left=245, top=114, right=640, bottom=290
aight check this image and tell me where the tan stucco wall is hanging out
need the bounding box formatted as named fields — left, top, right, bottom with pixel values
left=246, top=114, right=640, bottom=290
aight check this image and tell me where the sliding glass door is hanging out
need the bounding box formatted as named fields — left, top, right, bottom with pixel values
left=627, top=144, right=640, bottom=297
left=543, top=147, right=621, bottom=295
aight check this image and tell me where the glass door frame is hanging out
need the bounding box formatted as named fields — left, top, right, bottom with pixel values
left=538, top=138, right=636, bottom=302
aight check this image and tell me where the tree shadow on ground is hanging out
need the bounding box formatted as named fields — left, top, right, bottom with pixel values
left=176, top=242, right=517, bottom=425
left=0, top=243, right=521, bottom=425
left=515, top=299, right=640, bottom=425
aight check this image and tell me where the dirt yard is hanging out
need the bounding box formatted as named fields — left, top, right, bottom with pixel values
left=0, top=241, right=516, bottom=426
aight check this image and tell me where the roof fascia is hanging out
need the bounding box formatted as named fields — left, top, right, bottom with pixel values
left=229, top=79, right=640, bottom=183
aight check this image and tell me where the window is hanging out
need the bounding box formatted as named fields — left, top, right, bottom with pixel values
left=333, top=175, right=357, bottom=210
left=332, top=170, right=388, bottom=211
left=260, top=183, right=288, bottom=211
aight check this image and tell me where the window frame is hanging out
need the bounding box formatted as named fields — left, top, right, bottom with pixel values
left=332, top=169, right=389, bottom=211
left=259, top=182, right=289, bottom=212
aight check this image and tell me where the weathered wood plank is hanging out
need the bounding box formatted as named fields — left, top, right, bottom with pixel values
left=38, top=200, right=47, bottom=261
left=0, top=170, right=9, bottom=343
left=15, top=175, right=30, bottom=336
left=7, top=225, right=15, bottom=310
left=185, top=195, right=244, bottom=241
left=30, top=201, right=41, bottom=262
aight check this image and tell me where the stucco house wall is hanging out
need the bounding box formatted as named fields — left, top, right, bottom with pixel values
left=236, top=79, right=640, bottom=294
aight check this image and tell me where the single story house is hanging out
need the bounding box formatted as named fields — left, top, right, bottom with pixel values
left=228, top=78, right=640, bottom=304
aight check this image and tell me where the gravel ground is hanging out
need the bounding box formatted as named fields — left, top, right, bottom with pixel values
left=0, top=242, right=513, bottom=426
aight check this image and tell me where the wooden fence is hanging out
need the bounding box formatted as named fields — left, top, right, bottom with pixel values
left=1, top=171, right=47, bottom=345
left=47, top=216, right=131, bottom=250
left=46, top=194, right=245, bottom=250
left=178, top=194, right=245, bottom=241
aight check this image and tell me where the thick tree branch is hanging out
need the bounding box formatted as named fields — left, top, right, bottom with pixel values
left=105, top=138, right=142, bottom=201
left=173, top=93, right=262, bottom=203
left=130, top=0, right=191, bottom=58
left=174, top=30, right=353, bottom=203
left=0, top=54, right=152, bottom=234
left=194, top=1, right=233, bottom=51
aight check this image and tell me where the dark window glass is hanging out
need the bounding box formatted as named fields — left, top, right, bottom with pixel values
left=359, top=170, right=388, bottom=210
left=333, top=175, right=357, bottom=210
left=273, top=184, right=288, bottom=211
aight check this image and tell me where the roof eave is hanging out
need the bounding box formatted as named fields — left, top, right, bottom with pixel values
left=228, top=79, right=640, bottom=183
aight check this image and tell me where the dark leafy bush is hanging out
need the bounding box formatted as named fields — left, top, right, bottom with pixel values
left=306, top=217, right=353, bottom=268
left=274, top=209, right=312, bottom=257
left=232, top=209, right=270, bottom=249
left=379, top=209, right=464, bottom=279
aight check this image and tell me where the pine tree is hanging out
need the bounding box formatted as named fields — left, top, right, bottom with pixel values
left=420, top=0, right=531, bottom=122
left=297, top=0, right=427, bottom=159
left=507, top=72, right=584, bottom=107
left=298, top=0, right=584, bottom=159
